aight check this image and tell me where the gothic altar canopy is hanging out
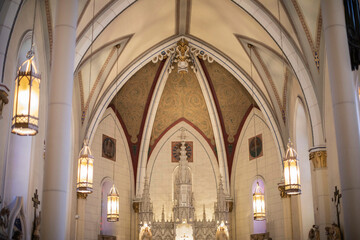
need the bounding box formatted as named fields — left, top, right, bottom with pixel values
left=138, top=130, right=230, bottom=240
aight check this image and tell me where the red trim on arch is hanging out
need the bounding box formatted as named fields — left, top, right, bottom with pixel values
left=107, top=60, right=165, bottom=188
left=148, top=117, right=217, bottom=162
left=199, top=58, right=255, bottom=181
left=229, top=105, right=254, bottom=169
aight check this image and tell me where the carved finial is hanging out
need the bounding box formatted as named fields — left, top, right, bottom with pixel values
left=161, top=205, right=165, bottom=222
left=203, top=204, right=206, bottom=221
left=32, top=189, right=40, bottom=209
left=218, top=175, right=224, bottom=189
left=180, top=128, right=186, bottom=141
left=287, top=138, right=292, bottom=148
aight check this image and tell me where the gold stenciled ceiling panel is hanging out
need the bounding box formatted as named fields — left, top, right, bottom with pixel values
left=151, top=66, right=215, bottom=145
left=111, top=61, right=161, bottom=143
left=203, top=61, right=254, bottom=143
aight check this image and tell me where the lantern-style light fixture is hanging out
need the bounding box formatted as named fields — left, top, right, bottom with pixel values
left=283, top=139, right=301, bottom=195
left=253, top=182, right=266, bottom=221
left=76, top=140, right=94, bottom=194
left=107, top=184, right=120, bottom=222
left=12, top=0, right=40, bottom=136
left=12, top=53, right=40, bottom=136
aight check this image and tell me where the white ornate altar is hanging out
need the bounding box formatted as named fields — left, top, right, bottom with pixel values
left=137, top=130, right=231, bottom=240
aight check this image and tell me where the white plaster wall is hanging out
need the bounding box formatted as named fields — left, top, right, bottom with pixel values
left=233, top=109, right=285, bottom=240
left=147, top=121, right=219, bottom=222
left=83, top=108, right=134, bottom=240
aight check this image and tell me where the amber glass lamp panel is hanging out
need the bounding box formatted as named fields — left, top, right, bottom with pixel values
left=12, top=58, right=40, bottom=136
left=253, top=182, right=266, bottom=221
left=107, top=185, right=120, bottom=222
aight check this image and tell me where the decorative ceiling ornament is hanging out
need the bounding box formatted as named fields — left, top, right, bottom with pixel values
left=190, top=47, right=214, bottom=63
left=152, top=47, right=175, bottom=63
left=173, top=38, right=193, bottom=74
left=152, top=38, right=214, bottom=74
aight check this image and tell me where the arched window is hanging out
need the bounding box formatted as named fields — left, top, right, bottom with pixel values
left=100, top=178, right=115, bottom=236
left=252, top=178, right=266, bottom=234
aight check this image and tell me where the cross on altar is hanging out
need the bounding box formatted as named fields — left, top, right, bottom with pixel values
left=32, top=189, right=41, bottom=239
left=32, top=189, right=40, bottom=209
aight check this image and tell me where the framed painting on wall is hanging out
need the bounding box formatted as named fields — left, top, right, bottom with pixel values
left=102, top=134, right=116, bottom=161
left=249, top=134, right=263, bottom=160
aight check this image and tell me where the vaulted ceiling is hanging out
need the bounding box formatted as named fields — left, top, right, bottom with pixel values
left=43, top=0, right=324, bottom=182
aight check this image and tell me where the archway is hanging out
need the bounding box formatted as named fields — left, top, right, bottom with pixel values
left=85, top=36, right=285, bottom=198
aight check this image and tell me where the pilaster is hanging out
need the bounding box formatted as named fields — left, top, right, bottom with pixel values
left=309, top=147, right=331, bottom=239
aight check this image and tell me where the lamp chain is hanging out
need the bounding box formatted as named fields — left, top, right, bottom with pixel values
left=29, top=0, right=37, bottom=57
left=87, top=0, right=96, bottom=123
left=249, top=45, right=259, bottom=182
left=113, top=44, right=120, bottom=183
left=277, top=0, right=283, bottom=50
left=278, top=0, right=286, bottom=133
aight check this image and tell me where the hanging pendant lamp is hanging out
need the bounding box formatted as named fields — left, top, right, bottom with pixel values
left=283, top=139, right=301, bottom=195
left=12, top=0, right=40, bottom=136
left=12, top=53, right=40, bottom=136
left=253, top=182, right=266, bottom=221
left=106, top=41, right=121, bottom=222
left=107, top=184, right=120, bottom=222
left=76, top=140, right=94, bottom=194
left=248, top=43, right=266, bottom=221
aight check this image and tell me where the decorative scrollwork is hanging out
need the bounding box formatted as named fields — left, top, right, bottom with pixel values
left=308, top=225, right=320, bottom=240
left=152, top=48, right=175, bottom=64
left=153, top=38, right=215, bottom=74
left=309, top=150, right=327, bottom=168
left=0, top=206, right=10, bottom=239
left=190, top=47, right=214, bottom=63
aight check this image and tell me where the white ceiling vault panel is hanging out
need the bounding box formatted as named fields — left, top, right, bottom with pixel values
left=74, top=0, right=136, bottom=71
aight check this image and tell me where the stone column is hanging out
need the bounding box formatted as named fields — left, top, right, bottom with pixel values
left=76, top=193, right=87, bottom=240
left=322, top=0, right=360, bottom=238
left=309, top=147, right=331, bottom=239
left=41, top=0, right=77, bottom=239
left=133, top=201, right=140, bottom=240
left=278, top=184, right=293, bottom=240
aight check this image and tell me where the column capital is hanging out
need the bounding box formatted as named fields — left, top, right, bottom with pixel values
left=0, top=83, right=9, bottom=119
left=77, top=192, right=88, bottom=199
left=309, top=148, right=327, bottom=169
left=133, top=202, right=140, bottom=213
